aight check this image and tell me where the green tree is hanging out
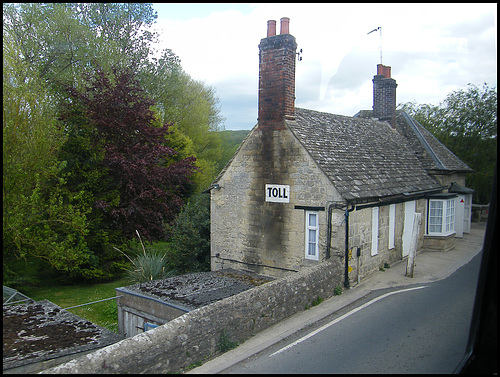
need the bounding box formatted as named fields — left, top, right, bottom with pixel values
left=3, top=3, right=97, bottom=95
left=165, top=194, right=211, bottom=273
left=216, top=130, right=250, bottom=172
left=4, top=2, right=225, bottom=193
left=3, top=2, right=225, bottom=282
left=399, top=83, right=497, bottom=204
left=143, top=53, right=225, bottom=191
left=78, top=3, right=159, bottom=72
left=3, top=28, right=93, bottom=283
left=2, top=3, right=159, bottom=95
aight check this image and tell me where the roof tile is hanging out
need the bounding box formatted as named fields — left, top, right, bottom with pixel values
left=288, top=108, right=443, bottom=201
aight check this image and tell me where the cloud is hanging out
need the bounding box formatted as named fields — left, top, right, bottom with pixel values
left=152, top=3, right=497, bottom=130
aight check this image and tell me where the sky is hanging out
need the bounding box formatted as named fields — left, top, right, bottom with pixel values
left=151, top=3, right=497, bottom=130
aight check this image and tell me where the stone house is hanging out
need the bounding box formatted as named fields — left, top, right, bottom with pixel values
left=208, top=18, right=473, bottom=286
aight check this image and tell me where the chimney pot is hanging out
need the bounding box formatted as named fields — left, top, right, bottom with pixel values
left=377, top=64, right=391, bottom=79
left=267, top=20, right=276, bottom=37
left=280, top=17, right=290, bottom=34
left=384, top=66, right=391, bottom=78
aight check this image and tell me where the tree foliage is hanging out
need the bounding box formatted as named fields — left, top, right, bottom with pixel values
left=3, top=2, right=225, bottom=283
left=59, top=66, right=198, bottom=242
left=2, top=3, right=159, bottom=94
left=3, top=27, right=62, bottom=201
left=399, top=83, right=497, bottom=204
left=165, top=194, right=211, bottom=273
left=142, top=53, right=225, bottom=191
left=3, top=26, right=94, bottom=281
left=3, top=2, right=225, bottom=193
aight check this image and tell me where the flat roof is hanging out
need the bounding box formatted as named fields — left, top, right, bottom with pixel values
left=3, top=300, right=123, bottom=372
left=118, top=269, right=273, bottom=310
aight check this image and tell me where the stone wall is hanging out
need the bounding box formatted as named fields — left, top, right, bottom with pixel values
left=424, top=233, right=456, bottom=252
left=42, top=261, right=343, bottom=374
left=345, top=198, right=427, bottom=284
left=431, top=172, right=467, bottom=188
left=471, top=204, right=489, bottom=222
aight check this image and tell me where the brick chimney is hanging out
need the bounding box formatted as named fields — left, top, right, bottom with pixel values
left=258, top=17, right=297, bottom=130
left=373, top=64, right=397, bottom=128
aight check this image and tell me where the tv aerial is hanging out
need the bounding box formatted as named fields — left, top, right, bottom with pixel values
left=296, top=48, right=303, bottom=61
left=367, top=26, right=382, bottom=64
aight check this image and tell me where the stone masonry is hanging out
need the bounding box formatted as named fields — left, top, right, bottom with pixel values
left=210, top=126, right=344, bottom=278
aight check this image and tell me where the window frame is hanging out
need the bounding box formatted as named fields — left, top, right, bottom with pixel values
left=305, top=211, right=320, bottom=260
left=427, top=198, right=456, bottom=236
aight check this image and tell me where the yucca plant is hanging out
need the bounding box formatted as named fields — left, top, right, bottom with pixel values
left=115, top=230, right=177, bottom=284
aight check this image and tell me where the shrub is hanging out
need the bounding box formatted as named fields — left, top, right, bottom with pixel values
left=165, top=194, right=210, bottom=273
left=116, top=231, right=176, bottom=284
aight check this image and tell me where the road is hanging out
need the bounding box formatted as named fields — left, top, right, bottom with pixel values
left=222, top=251, right=482, bottom=374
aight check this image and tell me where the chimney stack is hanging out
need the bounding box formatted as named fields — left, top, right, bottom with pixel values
left=258, top=17, right=297, bottom=131
left=373, top=64, right=397, bottom=128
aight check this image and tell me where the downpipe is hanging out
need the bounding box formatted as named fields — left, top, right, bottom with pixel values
left=326, top=202, right=355, bottom=289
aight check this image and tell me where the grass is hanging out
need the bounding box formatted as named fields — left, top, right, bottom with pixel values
left=217, top=330, right=239, bottom=353
left=305, top=296, right=324, bottom=310
left=7, top=238, right=173, bottom=334
left=20, top=276, right=130, bottom=333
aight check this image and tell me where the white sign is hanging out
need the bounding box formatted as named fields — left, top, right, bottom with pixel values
left=265, top=184, right=290, bottom=203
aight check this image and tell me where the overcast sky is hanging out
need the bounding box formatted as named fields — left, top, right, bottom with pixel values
left=151, top=3, right=497, bottom=130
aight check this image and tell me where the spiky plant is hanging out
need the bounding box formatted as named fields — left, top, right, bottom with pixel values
left=115, top=230, right=177, bottom=284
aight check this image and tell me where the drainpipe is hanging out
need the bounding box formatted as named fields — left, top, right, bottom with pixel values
left=344, top=203, right=355, bottom=289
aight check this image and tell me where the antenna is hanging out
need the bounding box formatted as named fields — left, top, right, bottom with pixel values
left=296, top=48, right=303, bottom=61
left=367, top=26, right=382, bottom=64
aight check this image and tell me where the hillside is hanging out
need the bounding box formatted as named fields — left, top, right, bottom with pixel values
left=217, top=130, right=250, bottom=171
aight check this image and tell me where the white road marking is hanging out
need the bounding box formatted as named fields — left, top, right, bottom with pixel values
left=270, top=285, right=428, bottom=357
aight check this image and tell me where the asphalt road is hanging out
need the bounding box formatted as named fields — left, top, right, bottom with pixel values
left=222, top=250, right=482, bottom=374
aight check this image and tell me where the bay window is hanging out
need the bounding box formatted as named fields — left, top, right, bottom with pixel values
left=427, top=196, right=456, bottom=236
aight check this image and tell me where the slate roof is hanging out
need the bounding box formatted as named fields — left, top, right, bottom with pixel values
left=288, top=108, right=444, bottom=201
left=449, top=182, right=475, bottom=194
left=355, top=110, right=473, bottom=173
left=394, top=111, right=473, bottom=173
